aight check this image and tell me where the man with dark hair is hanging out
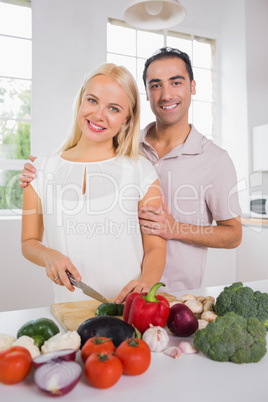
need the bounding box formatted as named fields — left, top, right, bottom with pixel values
left=138, top=47, right=242, bottom=292
left=142, top=47, right=194, bottom=85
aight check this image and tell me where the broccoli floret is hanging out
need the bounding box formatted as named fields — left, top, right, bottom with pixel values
left=254, top=291, right=268, bottom=328
left=214, top=282, right=268, bottom=329
left=193, top=312, right=267, bottom=363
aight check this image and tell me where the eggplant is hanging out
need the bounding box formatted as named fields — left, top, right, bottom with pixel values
left=77, top=316, right=136, bottom=348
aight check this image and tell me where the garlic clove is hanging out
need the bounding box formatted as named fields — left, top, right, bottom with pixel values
left=163, top=346, right=181, bottom=359
left=178, top=341, right=198, bottom=354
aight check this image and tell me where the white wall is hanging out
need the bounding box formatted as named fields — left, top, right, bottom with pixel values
left=219, top=0, right=249, bottom=214
left=245, top=0, right=268, bottom=130
left=1, top=0, right=268, bottom=311
left=245, top=0, right=268, bottom=173
left=1, top=217, right=54, bottom=312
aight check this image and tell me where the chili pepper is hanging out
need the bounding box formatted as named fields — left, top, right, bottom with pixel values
left=17, top=318, right=60, bottom=348
left=123, top=282, right=170, bottom=334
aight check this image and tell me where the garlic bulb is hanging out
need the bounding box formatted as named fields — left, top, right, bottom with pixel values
left=142, top=324, right=169, bottom=352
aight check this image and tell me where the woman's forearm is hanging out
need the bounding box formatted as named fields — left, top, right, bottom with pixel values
left=21, top=238, right=49, bottom=267
left=22, top=239, right=81, bottom=291
left=140, top=244, right=166, bottom=287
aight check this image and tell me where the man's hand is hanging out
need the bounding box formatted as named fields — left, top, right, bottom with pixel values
left=138, top=194, right=178, bottom=240
left=19, top=155, right=37, bottom=188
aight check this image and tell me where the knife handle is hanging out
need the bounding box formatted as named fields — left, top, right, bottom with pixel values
left=66, top=271, right=76, bottom=286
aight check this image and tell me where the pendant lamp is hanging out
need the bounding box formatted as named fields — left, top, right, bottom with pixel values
left=123, top=0, right=186, bottom=30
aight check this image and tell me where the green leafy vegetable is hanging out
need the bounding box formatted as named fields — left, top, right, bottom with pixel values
left=193, top=312, right=267, bottom=363
left=214, top=282, right=268, bottom=329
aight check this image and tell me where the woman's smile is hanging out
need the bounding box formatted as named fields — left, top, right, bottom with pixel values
left=87, top=120, right=106, bottom=132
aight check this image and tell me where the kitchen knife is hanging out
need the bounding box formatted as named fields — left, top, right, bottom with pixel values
left=66, top=272, right=109, bottom=304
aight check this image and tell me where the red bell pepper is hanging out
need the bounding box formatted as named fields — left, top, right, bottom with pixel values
left=123, top=282, right=170, bottom=334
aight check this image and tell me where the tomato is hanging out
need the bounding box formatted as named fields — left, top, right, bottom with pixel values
left=0, top=346, right=32, bottom=385
left=84, top=353, right=123, bottom=389
left=81, top=337, right=115, bottom=363
left=115, top=337, right=151, bottom=375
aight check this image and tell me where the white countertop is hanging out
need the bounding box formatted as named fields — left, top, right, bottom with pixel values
left=1, top=280, right=268, bottom=402
left=242, top=215, right=268, bottom=228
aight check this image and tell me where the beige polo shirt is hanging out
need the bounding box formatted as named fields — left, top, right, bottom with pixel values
left=140, top=123, right=241, bottom=292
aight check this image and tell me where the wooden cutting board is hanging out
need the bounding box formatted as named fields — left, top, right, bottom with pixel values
left=50, top=292, right=179, bottom=332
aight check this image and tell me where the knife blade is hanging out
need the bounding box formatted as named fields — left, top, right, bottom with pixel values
left=66, top=272, right=109, bottom=304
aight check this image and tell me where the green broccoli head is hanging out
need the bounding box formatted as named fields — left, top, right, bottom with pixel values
left=214, top=282, right=268, bottom=329
left=193, top=312, right=267, bottom=363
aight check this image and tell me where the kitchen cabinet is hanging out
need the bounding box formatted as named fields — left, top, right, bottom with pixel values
left=237, top=218, right=268, bottom=282
left=0, top=280, right=267, bottom=402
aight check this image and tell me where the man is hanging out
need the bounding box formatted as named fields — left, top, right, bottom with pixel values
left=138, top=47, right=242, bottom=292
left=20, top=47, right=242, bottom=292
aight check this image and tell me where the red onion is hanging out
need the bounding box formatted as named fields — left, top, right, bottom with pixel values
left=167, top=303, right=198, bottom=337
left=32, top=349, right=76, bottom=369
left=34, top=360, right=82, bottom=397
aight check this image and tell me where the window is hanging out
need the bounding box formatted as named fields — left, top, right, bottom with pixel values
left=0, top=1, right=32, bottom=214
left=107, top=20, right=216, bottom=140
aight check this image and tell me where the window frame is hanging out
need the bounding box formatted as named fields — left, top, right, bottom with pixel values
left=0, top=1, right=32, bottom=215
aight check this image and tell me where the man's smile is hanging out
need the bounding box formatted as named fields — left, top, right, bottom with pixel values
left=161, top=103, right=178, bottom=110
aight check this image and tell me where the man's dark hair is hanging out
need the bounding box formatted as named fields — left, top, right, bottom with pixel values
left=142, top=47, right=194, bottom=87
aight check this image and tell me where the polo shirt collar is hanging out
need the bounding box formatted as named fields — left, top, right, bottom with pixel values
left=140, top=123, right=204, bottom=159
left=182, top=125, right=203, bottom=155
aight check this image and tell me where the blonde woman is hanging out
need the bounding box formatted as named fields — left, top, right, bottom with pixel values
left=21, top=64, right=166, bottom=304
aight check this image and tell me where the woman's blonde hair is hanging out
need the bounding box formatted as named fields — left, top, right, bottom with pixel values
left=60, top=63, right=140, bottom=158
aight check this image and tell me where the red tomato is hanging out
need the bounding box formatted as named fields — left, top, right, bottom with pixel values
left=84, top=353, right=123, bottom=389
left=115, top=338, right=151, bottom=375
left=81, top=337, right=115, bottom=363
left=0, top=346, right=32, bottom=385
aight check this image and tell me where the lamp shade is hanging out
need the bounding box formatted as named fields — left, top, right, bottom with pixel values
left=123, top=0, right=186, bottom=30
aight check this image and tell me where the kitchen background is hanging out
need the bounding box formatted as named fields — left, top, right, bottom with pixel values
left=1, top=0, right=268, bottom=312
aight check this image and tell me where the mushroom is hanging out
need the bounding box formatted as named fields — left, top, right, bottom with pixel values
left=201, top=311, right=217, bottom=322
left=180, top=294, right=196, bottom=303
left=203, top=296, right=215, bottom=304
left=198, top=319, right=209, bottom=329
left=185, top=299, right=203, bottom=314
left=169, top=301, right=183, bottom=307
left=196, top=295, right=206, bottom=303
left=203, top=300, right=215, bottom=312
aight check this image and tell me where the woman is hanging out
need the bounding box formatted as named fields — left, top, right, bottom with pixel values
left=21, top=63, right=166, bottom=304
